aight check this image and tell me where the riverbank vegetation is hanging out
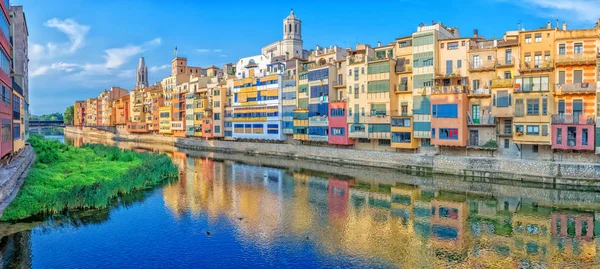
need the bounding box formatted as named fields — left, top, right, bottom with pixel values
left=0, top=135, right=179, bottom=221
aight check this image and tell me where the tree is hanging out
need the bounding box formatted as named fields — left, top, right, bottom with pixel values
left=64, top=106, right=74, bottom=125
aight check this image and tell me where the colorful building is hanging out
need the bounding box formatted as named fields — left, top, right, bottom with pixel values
left=0, top=0, right=11, bottom=159
left=73, top=100, right=86, bottom=127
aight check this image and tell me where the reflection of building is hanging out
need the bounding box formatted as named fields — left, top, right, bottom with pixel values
left=430, top=194, right=469, bottom=249
left=550, top=211, right=596, bottom=264
left=511, top=204, right=552, bottom=266
left=328, top=178, right=351, bottom=219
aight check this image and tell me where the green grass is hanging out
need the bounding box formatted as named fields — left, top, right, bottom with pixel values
left=0, top=135, right=178, bottom=221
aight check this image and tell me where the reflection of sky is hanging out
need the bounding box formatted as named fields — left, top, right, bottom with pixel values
left=12, top=140, right=600, bottom=268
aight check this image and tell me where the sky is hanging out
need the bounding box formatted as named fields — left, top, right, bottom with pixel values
left=12, top=0, right=600, bottom=115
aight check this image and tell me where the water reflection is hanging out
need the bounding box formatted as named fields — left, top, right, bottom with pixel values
left=2, top=132, right=600, bottom=268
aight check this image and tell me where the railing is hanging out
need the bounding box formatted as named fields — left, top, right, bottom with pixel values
left=551, top=114, right=594, bottom=125
left=491, top=78, right=514, bottom=88
left=396, top=65, right=412, bottom=73
left=520, top=60, right=554, bottom=72
left=468, top=115, right=495, bottom=125
left=368, top=55, right=390, bottom=62
left=495, top=57, right=515, bottom=67
left=557, top=82, right=595, bottom=94
left=395, top=84, right=409, bottom=93
left=468, top=61, right=497, bottom=72
left=433, top=85, right=468, bottom=94
left=349, top=57, right=365, bottom=65
left=555, top=54, right=596, bottom=65
left=469, top=88, right=491, bottom=96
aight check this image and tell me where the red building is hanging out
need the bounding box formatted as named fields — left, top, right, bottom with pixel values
left=201, top=116, right=213, bottom=139
left=0, top=0, right=12, bottom=159
left=328, top=101, right=354, bottom=145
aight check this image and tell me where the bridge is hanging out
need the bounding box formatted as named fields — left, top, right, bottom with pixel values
left=29, top=120, right=65, bottom=128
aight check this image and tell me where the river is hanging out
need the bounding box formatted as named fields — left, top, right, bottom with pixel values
left=1, top=130, right=600, bottom=268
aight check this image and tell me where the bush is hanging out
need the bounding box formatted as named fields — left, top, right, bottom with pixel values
left=0, top=136, right=178, bottom=221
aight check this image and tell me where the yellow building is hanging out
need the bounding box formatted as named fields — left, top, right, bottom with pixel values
left=12, top=90, right=24, bottom=152
left=513, top=25, right=556, bottom=158
left=159, top=106, right=172, bottom=134
left=391, top=36, right=418, bottom=149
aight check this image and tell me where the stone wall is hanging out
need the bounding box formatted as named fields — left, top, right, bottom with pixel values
left=0, top=146, right=35, bottom=215
left=65, top=126, right=600, bottom=183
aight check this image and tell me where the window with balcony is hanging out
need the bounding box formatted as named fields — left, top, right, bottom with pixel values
left=515, top=125, right=524, bottom=135
left=573, top=99, right=583, bottom=119
left=392, top=132, right=411, bottom=143
left=574, top=43, right=583, bottom=54
left=504, top=119, right=512, bottom=134
left=472, top=80, right=480, bottom=90
left=496, top=90, right=511, bottom=107
left=331, top=108, right=345, bottom=117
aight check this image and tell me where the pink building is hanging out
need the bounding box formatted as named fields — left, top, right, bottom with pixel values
left=430, top=93, right=468, bottom=147
left=0, top=0, right=11, bottom=159
left=551, top=115, right=594, bottom=151
left=328, top=101, right=354, bottom=145
left=202, top=117, right=213, bottom=139
left=328, top=178, right=351, bottom=220
left=551, top=213, right=594, bottom=240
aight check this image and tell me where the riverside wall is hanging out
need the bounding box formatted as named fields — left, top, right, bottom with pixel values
left=0, top=146, right=35, bottom=216
left=65, top=126, right=600, bottom=185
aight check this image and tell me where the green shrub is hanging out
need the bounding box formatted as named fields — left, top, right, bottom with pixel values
left=0, top=136, right=178, bottom=221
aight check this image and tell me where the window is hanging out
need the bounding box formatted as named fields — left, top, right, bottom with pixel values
left=556, top=128, right=562, bottom=144
left=461, top=41, right=466, bottom=46
left=378, top=139, right=391, bottom=146
left=504, top=139, right=510, bottom=149
left=573, top=99, right=583, bottom=118
left=457, top=60, right=462, bottom=68
left=423, top=58, right=433, bottom=66
left=534, top=55, right=542, bottom=66
left=440, top=43, right=445, bottom=48
left=448, top=42, right=458, bottom=50
left=431, top=128, right=436, bottom=138
left=542, top=125, right=548, bottom=136
left=487, top=56, right=492, bottom=61
left=13, top=123, right=20, bottom=140
left=439, top=128, right=459, bottom=140
left=535, top=33, right=542, bottom=42
left=515, top=125, right=524, bottom=134
left=1, top=119, right=10, bottom=142
left=432, top=104, right=458, bottom=118
left=361, top=85, right=365, bottom=93
left=391, top=118, right=411, bottom=127
left=557, top=100, right=565, bottom=115
left=214, top=126, right=220, bottom=133
left=0, top=50, right=9, bottom=76
left=497, top=90, right=511, bottom=107
left=526, top=125, right=540, bottom=135
left=214, top=113, right=220, bottom=120
left=361, top=107, right=365, bottom=116
left=525, top=35, right=532, bottom=44
left=472, top=55, right=482, bottom=68
left=542, top=98, right=547, bottom=116
left=527, top=98, right=539, bottom=115
left=558, top=44, right=566, bottom=55
left=573, top=70, right=583, bottom=84
left=504, top=71, right=512, bottom=79
left=583, top=128, right=589, bottom=145
left=392, top=132, right=411, bottom=143
left=354, top=68, right=359, bottom=80
left=331, top=108, right=345, bottom=117
left=504, top=119, right=512, bottom=134
left=361, top=67, right=365, bottom=74
left=525, top=55, right=531, bottom=63
left=558, top=71, right=565, bottom=84
left=532, top=145, right=538, bottom=153
left=331, top=127, right=344, bottom=136
left=348, top=70, right=352, bottom=76
left=472, top=80, right=480, bottom=90
left=574, top=43, right=583, bottom=54
left=413, top=60, right=419, bottom=68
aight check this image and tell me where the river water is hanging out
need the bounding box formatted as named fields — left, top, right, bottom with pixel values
left=1, top=132, right=600, bottom=268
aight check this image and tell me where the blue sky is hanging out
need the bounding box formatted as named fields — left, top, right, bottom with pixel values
left=13, top=0, right=600, bottom=115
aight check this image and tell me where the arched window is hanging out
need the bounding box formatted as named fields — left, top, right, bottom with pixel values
left=348, top=70, right=352, bottom=76
left=288, top=24, right=291, bottom=33
left=295, top=24, right=298, bottom=32
left=361, top=85, right=365, bottom=93
left=361, top=67, right=365, bottom=74
left=361, top=107, right=365, bottom=116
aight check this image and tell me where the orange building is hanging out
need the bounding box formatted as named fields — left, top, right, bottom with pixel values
left=114, top=95, right=130, bottom=131
left=430, top=92, right=469, bottom=147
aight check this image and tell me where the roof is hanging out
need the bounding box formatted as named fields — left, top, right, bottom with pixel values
left=497, top=39, right=519, bottom=47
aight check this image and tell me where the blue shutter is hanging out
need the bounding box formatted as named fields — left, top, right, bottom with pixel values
left=446, top=60, right=453, bottom=75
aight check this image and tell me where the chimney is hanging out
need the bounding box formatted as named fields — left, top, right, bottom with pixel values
left=562, top=22, right=567, bottom=31
left=316, top=45, right=320, bottom=51
left=377, top=41, right=381, bottom=47
left=547, top=21, right=551, bottom=29
left=473, top=29, right=478, bottom=38
left=517, top=22, right=521, bottom=31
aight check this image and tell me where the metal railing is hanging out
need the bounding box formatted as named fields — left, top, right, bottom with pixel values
left=491, top=78, right=514, bottom=88
left=557, top=82, right=595, bottom=93
left=555, top=54, right=596, bottom=65
left=520, top=60, right=554, bottom=72
left=468, top=115, right=495, bottom=125
left=468, top=60, right=497, bottom=72
left=551, top=114, right=594, bottom=125
left=433, top=85, right=468, bottom=94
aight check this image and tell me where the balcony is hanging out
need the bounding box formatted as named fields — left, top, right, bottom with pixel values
left=468, top=88, right=491, bottom=97
left=366, top=115, right=391, bottom=124
left=395, top=65, right=412, bottom=74
left=468, top=61, right=496, bottom=72
left=349, top=56, right=365, bottom=65
left=519, top=61, right=554, bottom=73
left=367, top=54, right=390, bottom=62
left=495, top=57, right=515, bottom=68
left=308, top=135, right=329, bottom=142
left=555, top=54, right=596, bottom=66
left=394, top=84, right=410, bottom=93
left=551, top=114, right=594, bottom=125
left=468, top=115, right=495, bottom=126
left=308, top=116, right=328, bottom=126
left=432, top=85, right=468, bottom=94
left=556, top=83, right=595, bottom=94
left=491, top=78, right=514, bottom=89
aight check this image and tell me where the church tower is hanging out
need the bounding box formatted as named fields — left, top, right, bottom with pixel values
left=136, top=57, right=148, bottom=89
left=283, top=9, right=301, bottom=41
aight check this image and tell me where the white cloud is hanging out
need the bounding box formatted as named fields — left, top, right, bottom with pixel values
left=104, top=38, right=161, bottom=69
left=501, top=0, right=600, bottom=24
left=117, top=69, right=136, bottom=78
left=30, top=65, right=50, bottom=77
left=219, top=54, right=228, bottom=58
left=197, top=48, right=223, bottom=53
left=149, top=64, right=170, bottom=72
left=30, top=18, right=90, bottom=60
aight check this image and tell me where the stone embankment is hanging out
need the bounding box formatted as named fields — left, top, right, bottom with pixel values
left=66, top=126, right=600, bottom=185
left=0, top=146, right=35, bottom=215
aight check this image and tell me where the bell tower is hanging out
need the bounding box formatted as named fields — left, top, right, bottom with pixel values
left=283, top=9, right=301, bottom=41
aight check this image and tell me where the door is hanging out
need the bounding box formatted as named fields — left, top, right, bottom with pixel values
left=446, top=60, right=453, bottom=75
left=472, top=105, right=480, bottom=124
left=469, top=130, right=479, bottom=146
